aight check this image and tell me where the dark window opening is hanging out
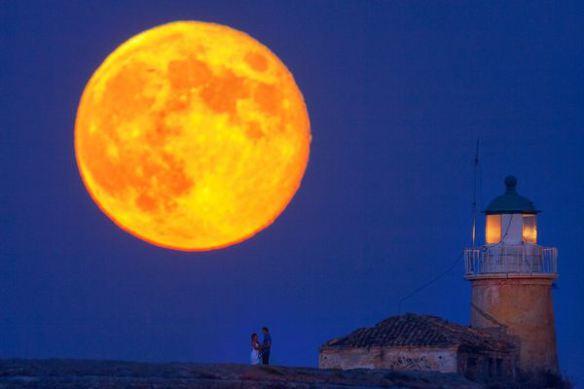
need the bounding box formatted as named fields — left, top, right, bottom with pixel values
left=464, top=357, right=478, bottom=381
left=496, top=358, right=503, bottom=376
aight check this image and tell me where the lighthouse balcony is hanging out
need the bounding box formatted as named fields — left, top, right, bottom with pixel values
left=464, top=245, right=557, bottom=279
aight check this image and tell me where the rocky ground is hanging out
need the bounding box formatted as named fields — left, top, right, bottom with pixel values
left=0, top=359, right=480, bottom=388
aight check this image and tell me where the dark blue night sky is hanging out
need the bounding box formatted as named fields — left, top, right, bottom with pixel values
left=1, top=0, right=583, bottom=383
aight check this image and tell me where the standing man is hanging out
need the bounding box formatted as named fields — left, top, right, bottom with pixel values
left=261, top=327, right=272, bottom=365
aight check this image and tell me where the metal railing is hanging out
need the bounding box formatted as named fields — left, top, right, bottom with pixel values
left=465, top=245, right=557, bottom=277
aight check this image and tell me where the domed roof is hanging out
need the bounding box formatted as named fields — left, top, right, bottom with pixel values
left=484, top=176, right=539, bottom=215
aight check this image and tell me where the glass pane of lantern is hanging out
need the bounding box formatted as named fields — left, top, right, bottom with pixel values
left=522, top=214, right=537, bottom=244
left=486, top=215, right=502, bottom=244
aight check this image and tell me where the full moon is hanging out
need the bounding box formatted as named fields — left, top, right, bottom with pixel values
left=75, top=21, right=310, bottom=251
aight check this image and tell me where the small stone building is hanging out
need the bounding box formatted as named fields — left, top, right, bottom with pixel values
left=319, top=314, right=518, bottom=381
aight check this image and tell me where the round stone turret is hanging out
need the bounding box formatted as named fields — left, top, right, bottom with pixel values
left=465, top=175, right=559, bottom=374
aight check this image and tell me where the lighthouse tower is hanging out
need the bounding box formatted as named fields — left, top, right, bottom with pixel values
left=465, top=176, right=558, bottom=373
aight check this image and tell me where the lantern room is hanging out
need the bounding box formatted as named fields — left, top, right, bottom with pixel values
left=483, top=176, right=539, bottom=245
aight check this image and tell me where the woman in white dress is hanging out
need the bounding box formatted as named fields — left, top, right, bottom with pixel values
left=250, top=333, right=261, bottom=365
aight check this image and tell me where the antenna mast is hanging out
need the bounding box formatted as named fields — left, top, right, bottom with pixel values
left=472, top=138, right=480, bottom=247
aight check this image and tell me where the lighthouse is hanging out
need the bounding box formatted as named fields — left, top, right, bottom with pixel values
left=465, top=176, right=558, bottom=373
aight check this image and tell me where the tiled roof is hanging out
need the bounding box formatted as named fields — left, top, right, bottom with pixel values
left=321, top=314, right=515, bottom=352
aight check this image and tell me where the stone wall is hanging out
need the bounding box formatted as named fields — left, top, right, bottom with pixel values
left=458, top=348, right=517, bottom=381
left=319, top=345, right=518, bottom=382
left=319, top=346, right=458, bottom=373
left=470, top=277, right=558, bottom=373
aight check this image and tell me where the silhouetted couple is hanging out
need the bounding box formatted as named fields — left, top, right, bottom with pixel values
left=250, top=327, right=271, bottom=365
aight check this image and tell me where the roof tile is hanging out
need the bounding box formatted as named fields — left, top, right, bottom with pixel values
left=321, top=314, right=515, bottom=352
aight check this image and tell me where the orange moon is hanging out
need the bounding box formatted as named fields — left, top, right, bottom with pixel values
left=75, top=21, right=310, bottom=251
